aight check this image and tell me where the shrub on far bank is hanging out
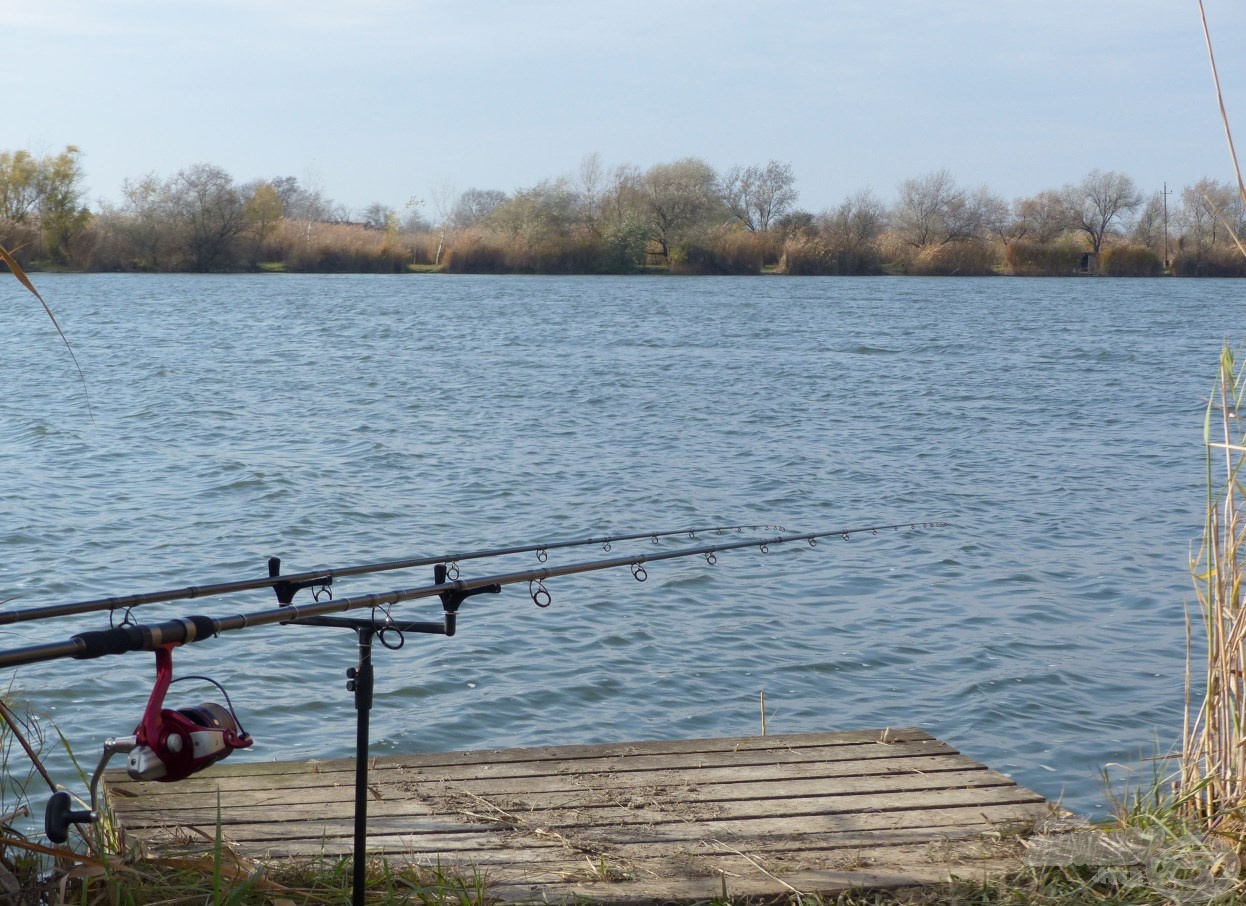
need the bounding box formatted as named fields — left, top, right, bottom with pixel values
left=407, top=232, right=439, bottom=267
left=441, top=229, right=642, bottom=274
left=669, top=228, right=765, bottom=275
left=1098, top=244, right=1162, bottom=277
left=908, top=241, right=998, bottom=276
left=441, top=233, right=512, bottom=273
left=777, top=233, right=884, bottom=275
left=1172, top=245, right=1246, bottom=277
left=267, top=221, right=414, bottom=273
left=0, top=221, right=40, bottom=269
left=1003, top=240, right=1084, bottom=276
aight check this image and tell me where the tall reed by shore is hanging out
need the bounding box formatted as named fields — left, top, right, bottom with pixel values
left=1179, top=0, right=1246, bottom=853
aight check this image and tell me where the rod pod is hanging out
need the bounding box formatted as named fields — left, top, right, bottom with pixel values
left=287, top=564, right=500, bottom=906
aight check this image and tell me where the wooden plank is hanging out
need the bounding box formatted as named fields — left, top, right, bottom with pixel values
left=180, top=784, right=1041, bottom=844
left=106, top=735, right=955, bottom=798
left=105, top=728, right=1052, bottom=904
left=116, top=728, right=934, bottom=782
left=110, top=752, right=985, bottom=815
left=230, top=801, right=1048, bottom=860
left=113, top=767, right=1024, bottom=827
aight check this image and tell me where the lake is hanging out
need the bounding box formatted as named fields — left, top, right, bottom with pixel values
left=2, top=272, right=1241, bottom=818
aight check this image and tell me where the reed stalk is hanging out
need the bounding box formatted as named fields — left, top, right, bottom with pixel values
left=1, top=241, right=93, bottom=422
left=1183, top=348, right=1246, bottom=843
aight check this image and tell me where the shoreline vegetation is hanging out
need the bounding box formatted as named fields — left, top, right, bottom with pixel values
left=3, top=146, right=1246, bottom=278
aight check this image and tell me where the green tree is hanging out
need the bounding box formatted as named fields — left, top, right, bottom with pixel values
left=36, top=146, right=91, bottom=265
left=0, top=150, right=40, bottom=223
left=486, top=179, right=581, bottom=266
left=244, top=181, right=284, bottom=255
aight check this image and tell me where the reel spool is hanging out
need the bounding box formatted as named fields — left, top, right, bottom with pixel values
left=128, top=698, right=251, bottom=782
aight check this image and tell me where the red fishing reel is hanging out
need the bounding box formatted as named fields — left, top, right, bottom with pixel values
left=128, top=643, right=252, bottom=782
left=46, top=643, right=253, bottom=843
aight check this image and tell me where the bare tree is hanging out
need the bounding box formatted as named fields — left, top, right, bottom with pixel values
left=816, top=188, right=887, bottom=273
left=602, top=163, right=642, bottom=229
left=1179, top=177, right=1242, bottom=250
left=167, top=163, right=247, bottom=271
left=1061, top=169, right=1143, bottom=254
left=970, top=186, right=1010, bottom=245
left=360, top=202, right=396, bottom=230
left=576, top=152, right=606, bottom=233
left=400, top=196, right=431, bottom=233
left=113, top=173, right=174, bottom=269
left=266, top=176, right=303, bottom=212
left=1131, top=194, right=1166, bottom=254
left=428, top=180, right=458, bottom=265
left=450, top=188, right=508, bottom=230
left=823, top=189, right=885, bottom=243
left=721, top=160, right=798, bottom=233
left=893, top=169, right=988, bottom=248
left=1008, top=190, right=1069, bottom=244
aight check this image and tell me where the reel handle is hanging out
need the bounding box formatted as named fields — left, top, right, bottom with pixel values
left=44, top=791, right=94, bottom=844
left=44, top=734, right=136, bottom=844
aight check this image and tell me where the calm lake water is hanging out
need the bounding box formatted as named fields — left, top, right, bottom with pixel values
left=2, top=272, right=1242, bottom=819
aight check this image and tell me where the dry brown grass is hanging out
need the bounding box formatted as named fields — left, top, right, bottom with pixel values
left=1002, top=240, right=1083, bottom=277
left=265, top=220, right=414, bottom=273
left=1183, top=347, right=1246, bottom=845
left=1097, top=244, right=1162, bottom=277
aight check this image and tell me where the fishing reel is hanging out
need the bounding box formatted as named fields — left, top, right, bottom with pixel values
left=45, top=643, right=251, bottom=843
left=126, top=644, right=252, bottom=782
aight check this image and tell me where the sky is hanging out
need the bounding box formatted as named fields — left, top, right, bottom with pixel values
left=5, top=0, right=1246, bottom=218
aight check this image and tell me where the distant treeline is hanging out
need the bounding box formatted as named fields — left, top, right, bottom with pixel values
left=3, top=146, right=1245, bottom=277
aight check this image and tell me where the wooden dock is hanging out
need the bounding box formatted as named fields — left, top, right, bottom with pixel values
left=104, top=728, right=1053, bottom=903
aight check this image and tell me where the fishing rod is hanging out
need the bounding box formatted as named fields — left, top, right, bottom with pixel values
left=0, top=521, right=944, bottom=670
left=0, top=522, right=786, bottom=628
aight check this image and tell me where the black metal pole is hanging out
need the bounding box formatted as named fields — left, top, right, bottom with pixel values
left=348, top=627, right=375, bottom=906
left=294, top=577, right=502, bottom=906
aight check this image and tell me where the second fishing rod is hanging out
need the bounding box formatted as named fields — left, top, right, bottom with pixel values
left=0, top=522, right=786, bottom=628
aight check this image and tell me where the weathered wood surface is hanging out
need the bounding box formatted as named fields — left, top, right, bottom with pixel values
left=104, top=728, right=1053, bottom=903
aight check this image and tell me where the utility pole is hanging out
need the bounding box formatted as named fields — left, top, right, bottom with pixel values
left=1162, top=182, right=1172, bottom=272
